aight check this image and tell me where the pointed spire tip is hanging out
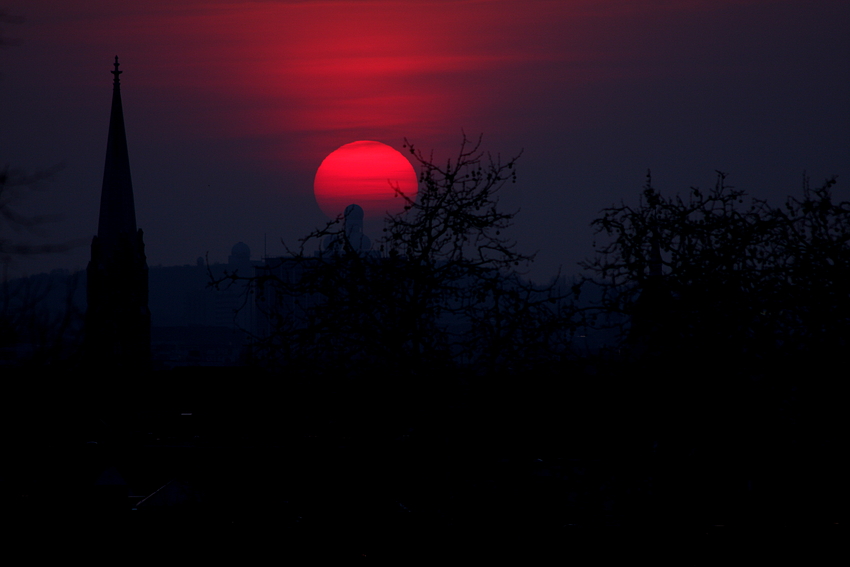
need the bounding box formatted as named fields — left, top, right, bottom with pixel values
left=111, top=56, right=122, bottom=86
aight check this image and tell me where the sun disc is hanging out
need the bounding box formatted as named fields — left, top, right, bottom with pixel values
left=313, top=141, right=417, bottom=222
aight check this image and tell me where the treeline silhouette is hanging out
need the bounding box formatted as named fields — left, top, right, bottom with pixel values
left=583, top=171, right=849, bottom=368
left=2, top=138, right=843, bottom=556
left=204, top=141, right=843, bottom=547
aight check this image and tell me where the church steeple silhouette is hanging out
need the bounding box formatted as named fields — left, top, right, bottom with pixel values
left=85, top=57, right=151, bottom=370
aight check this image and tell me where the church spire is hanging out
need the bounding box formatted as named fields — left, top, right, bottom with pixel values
left=97, top=55, right=137, bottom=259
left=85, top=57, right=151, bottom=371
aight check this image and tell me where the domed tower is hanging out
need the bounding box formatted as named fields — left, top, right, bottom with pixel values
left=84, top=57, right=151, bottom=370
left=228, top=241, right=252, bottom=271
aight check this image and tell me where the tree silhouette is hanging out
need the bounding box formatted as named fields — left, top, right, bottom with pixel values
left=1, top=22, right=77, bottom=362
left=580, top=173, right=848, bottom=528
left=217, top=135, right=574, bottom=377
left=0, top=166, right=79, bottom=363
left=0, top=166, right=67, bottom=267
left=581, top=171, right=848, bottom=365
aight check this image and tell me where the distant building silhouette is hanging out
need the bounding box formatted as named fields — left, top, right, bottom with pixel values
left=322, top=204, right=372, bottom=254
left=147, top=243, right=257, bottom=368
left=84, top=57, right=151, bottom=369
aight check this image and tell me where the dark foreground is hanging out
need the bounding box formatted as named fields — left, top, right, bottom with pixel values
left=2, top=365, right=842, bottom=561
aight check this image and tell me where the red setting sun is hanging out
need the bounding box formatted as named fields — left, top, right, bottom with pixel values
left=313, top=141, right=418, bottom=222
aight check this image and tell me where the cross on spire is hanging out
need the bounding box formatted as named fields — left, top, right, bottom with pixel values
left=111, top=55, right=122, bottom=86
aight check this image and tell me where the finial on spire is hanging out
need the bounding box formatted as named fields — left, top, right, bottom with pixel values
left=111, top=56, right=122, bottom=86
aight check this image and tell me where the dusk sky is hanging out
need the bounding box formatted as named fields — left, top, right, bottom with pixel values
left=1, top=0, right=848, bottom=281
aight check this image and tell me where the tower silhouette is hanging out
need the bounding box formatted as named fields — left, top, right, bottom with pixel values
left=84, top=57, right=151, bottom=370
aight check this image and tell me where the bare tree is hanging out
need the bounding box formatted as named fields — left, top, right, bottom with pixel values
left=0, top=166, right=67, bottom=268
left=1, top=20, right=78, bottom=362
left=580, top=171, right=848, bottom=363
left=0, top=166, right=82, bottom=364
left=216, top=135, right=575, bottom=376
